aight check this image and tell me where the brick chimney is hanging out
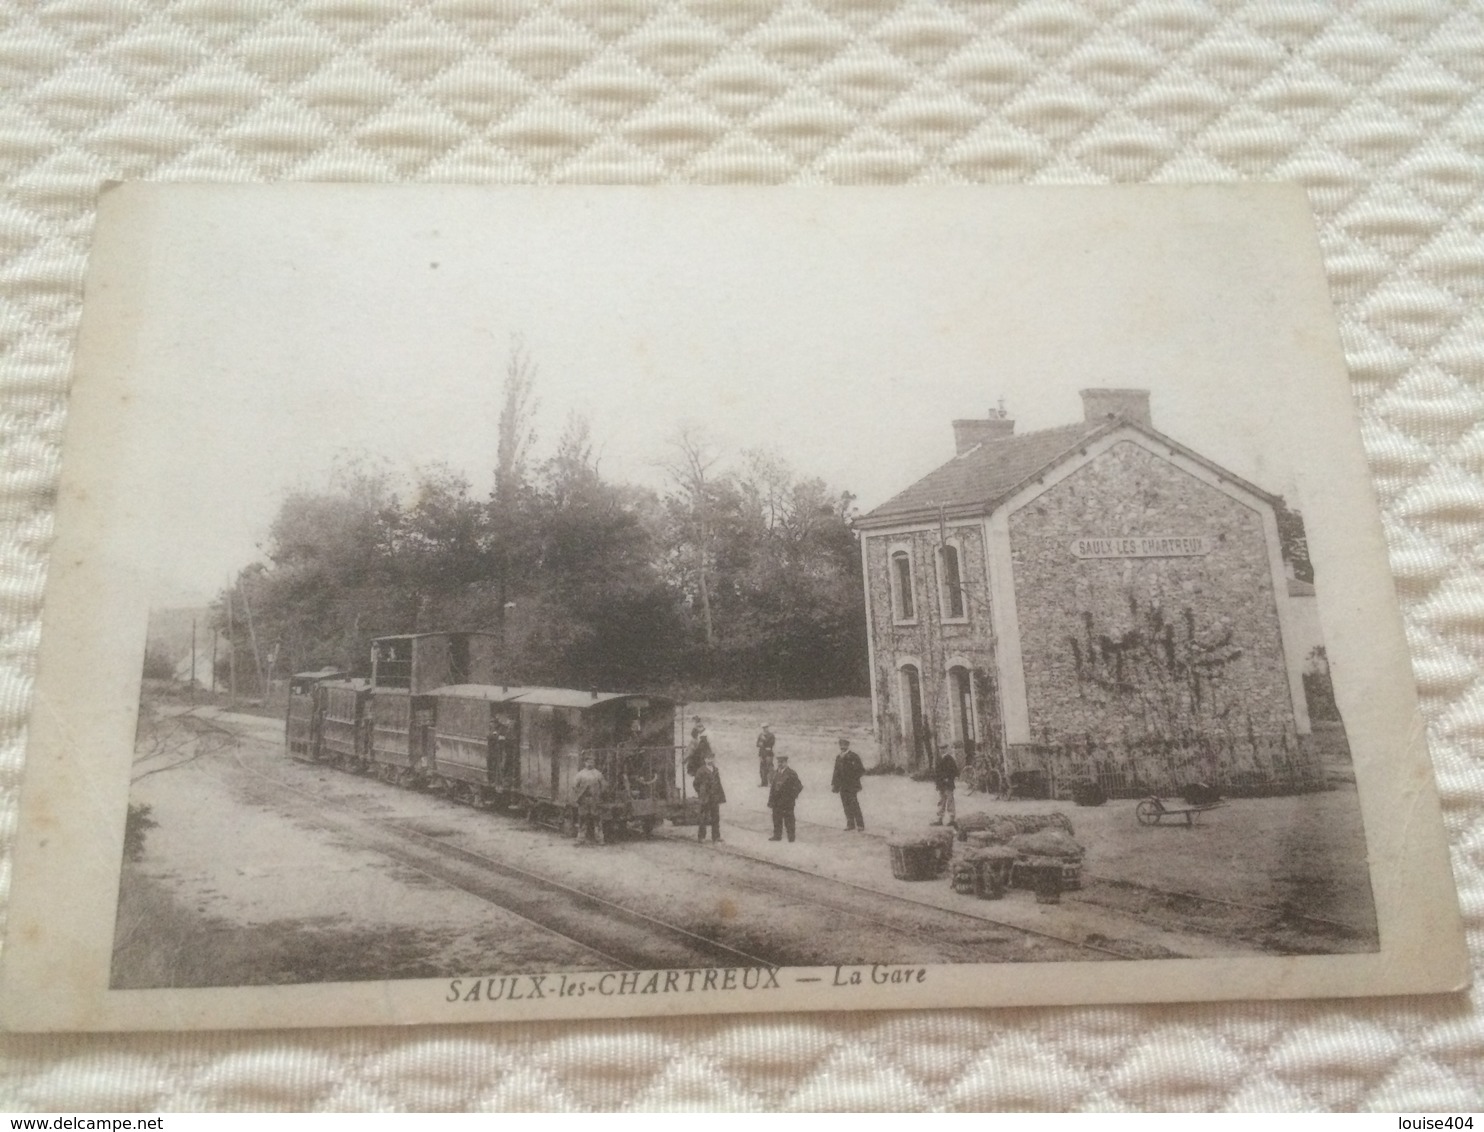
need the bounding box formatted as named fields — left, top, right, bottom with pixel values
left=1079, top=388, right=1151, bottom=428
left=952, top=407, right=1014, bottom=455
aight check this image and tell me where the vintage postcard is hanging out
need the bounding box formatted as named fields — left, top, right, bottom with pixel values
left=1, top=184, right=1467, bottom=1030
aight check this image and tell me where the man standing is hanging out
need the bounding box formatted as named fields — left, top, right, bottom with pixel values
left=756, top=723, right=776, bottom=787
left=686, top=717, right=712, bottom=775
left=490, top=713, right=517, bottom=789
left=767, top=752, right=803, bottom=842
left=693, top=751, right=726, bottom=843
left=572, top=754, right=606, bottom=845
left=831, top=737, right=866, bottom=831
left=932, top=745, right=960, bottom=826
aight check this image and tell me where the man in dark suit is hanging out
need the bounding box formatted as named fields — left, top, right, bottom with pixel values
left=767, top=753, right=803, bottom=842
left=831, top=737, right=866, bottom=831
left=693, top=751, right=726, bottom=843
left=756, top=723, right=776, bottom=786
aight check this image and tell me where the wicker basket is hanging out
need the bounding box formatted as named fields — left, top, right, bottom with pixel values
left=924, top=825, right=955, bottom=865
left=888, top=838, right=942, bottom=881
left=963, top=845, right=1015, bottom=898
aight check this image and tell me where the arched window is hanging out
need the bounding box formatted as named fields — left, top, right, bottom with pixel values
left=938, top=542, right=966, bottom=620
left=890, top=548, right=916, bottom=621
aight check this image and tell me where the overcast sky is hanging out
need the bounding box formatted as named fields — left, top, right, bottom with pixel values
left=100, top=185, right=1334, bottom=608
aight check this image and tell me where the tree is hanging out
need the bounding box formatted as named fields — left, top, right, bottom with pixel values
left=488, top=341, right=540, bottom=648
left=495, top=339, right=538, bottom=510
left=655, top=441, right=867, bottom=698
left=216, top=460, right=401, bottom=678
left=659, top=424, right=722, bottom=647
left=385, top=465, right=492, bottom=630
left=213, top=345, right=872, bottom=702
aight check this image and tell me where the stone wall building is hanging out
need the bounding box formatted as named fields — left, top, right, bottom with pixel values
left=856, top=389, right=1324, bottom=796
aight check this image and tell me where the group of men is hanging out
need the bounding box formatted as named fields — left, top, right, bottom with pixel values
left=684, top=719, right=868, bottom=843
left=573, top=718, right=964, bottom=848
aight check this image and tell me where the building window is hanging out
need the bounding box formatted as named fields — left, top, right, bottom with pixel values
left=948, top=665, right=977, bottom=763
left=938, top=542, right=966, bottom=620
left=899, top=663, right=930, bottom=769
left=890, top=547, right=916, bottom=622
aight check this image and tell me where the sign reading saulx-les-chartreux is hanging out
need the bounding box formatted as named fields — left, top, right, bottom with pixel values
left=1070, top=536, right=1212, bottom=559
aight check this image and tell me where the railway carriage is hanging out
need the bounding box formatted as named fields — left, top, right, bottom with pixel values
left=367, top=632, right=499, bottom=785
left=317, top=678, right=371, bottom=770
left=286, top=668, right=345, bottom=758
left=286, top=631, right=682, bottom=841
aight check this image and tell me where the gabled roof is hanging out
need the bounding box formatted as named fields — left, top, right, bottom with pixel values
left=857, top=417, right=1280, bottom=529
left=859, top=421, right=1102, bottom=527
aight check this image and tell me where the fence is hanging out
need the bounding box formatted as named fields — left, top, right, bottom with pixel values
left=1004, top=729, right=1327, bottom=800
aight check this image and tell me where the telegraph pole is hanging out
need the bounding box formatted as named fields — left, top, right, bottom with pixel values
left=226, top=585, right=237, bottom=707
left=242, top=583, right=266, bottom=698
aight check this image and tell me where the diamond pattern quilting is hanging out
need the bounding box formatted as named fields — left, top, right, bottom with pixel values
left=0, top=0, right=1481, bottom=1112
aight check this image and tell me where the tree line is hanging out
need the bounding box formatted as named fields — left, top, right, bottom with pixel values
left=213, top=349, right=869, bottom=701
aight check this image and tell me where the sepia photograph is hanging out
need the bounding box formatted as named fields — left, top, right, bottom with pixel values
left=0, top=184, right=1465, bottom=1030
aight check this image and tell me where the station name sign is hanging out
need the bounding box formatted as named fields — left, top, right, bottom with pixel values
left=1071, top=535, right=1211, bottom=559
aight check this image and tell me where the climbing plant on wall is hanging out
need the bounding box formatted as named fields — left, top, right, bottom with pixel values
left=1067, top=594, right=1244, bottom=741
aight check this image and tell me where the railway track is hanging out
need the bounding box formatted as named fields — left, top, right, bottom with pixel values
left=183, top=706, right=1323, bottom=965
left=231, top=746, right=785, bottom=972
left=1073, top=872, right=1375, bottom=950
left=219, top=739, right=1146, bottom=966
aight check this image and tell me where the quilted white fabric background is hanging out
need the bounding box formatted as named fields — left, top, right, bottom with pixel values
left=0, top=0, right=1481, bottom=1112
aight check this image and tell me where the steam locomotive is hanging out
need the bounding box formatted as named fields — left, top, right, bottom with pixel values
left=286, top=632, right=684, bottom=838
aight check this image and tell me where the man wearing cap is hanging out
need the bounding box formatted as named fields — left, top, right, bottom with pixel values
left=693, top=750, right=726, bottom=843
left=766, top=753, right=803, bottom=842
left=756, top=723, right=776, bottom=787
left=831, top=738, right=866, bottom=831
left=686, top=717, right=712, bottom=776
left=572, top=753, right=607, bottom=845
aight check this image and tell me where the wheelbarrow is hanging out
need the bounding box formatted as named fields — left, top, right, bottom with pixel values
left=1135, top=795, right=1224, bottom=826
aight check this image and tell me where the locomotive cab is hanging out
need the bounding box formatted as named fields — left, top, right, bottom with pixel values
left=427, top=684, right=678, bottom=836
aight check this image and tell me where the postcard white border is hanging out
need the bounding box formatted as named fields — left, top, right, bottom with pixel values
left=0, top=184, right=1467, bottom=1031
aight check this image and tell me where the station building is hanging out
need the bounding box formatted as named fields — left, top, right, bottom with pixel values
left=855, top=389, right=1323, bottom=796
